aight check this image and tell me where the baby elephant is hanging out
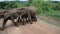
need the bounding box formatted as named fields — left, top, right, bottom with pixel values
left=26, top=6, right=37, bottom=22
left=1, top=8, right=19, bottom=31
left=17, top=6, right=37, bottom=25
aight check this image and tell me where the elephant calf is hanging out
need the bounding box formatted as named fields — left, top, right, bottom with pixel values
left=17, top=8, right=32, bottom=25
left=24, top=6, right=37, bottom=22
left=17, top=6, right=37, bottom=25
left=1, top=8, right=19, bottom=31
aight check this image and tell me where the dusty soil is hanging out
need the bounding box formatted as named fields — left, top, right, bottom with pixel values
left=0, top=18, right=60, bottom=34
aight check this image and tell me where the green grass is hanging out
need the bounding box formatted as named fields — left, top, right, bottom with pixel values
left=30, top=0, right=60, bottom=20
left=38, top=10, right=60, bottom=20
left=38, top=16, right=60, bottom=27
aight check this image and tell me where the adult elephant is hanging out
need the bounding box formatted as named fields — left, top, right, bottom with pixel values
left=1, top=8, right=19, bottom=31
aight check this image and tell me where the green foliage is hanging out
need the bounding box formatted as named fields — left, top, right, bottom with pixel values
left=30, top=0, right=60, bottom=20
left=0, top=1, right=30, bottom=9
left=0, top=0, right=60, bottom=20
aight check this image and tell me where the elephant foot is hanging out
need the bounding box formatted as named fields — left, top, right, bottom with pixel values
left=14, top=23, right=19, bottom=27
left=14, top=24, right=18, bottom=27
left=0, top=27, right=5, bottom=31
left=22, top=23, right=25, bottom=25
left=14, top=24, right=17, bottom=26
left=30, top=22, right=33, bottom=24
left=17, top=20, right=20, bottom=23
left=35, top=19, right=37, bottom=22
left=27, top=20, right=29, bottom=22
left=32, top=19, right=37, bottom=22
left=33, top=20, right=37, bottom=22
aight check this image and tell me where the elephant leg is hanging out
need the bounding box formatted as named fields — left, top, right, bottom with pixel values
left=1, top=18, right=8, bottom=31
left=34, top=17, right=37, bottom=22
left=31, top=15, right=37, bottom=22
left=17, top=15, right=22, bottom=23
left=22, top=18, right=25, bottom=25
left=11, top=16, right=18, bottom=26
left=26, top=18, right=30, bottom=22
left=17, top=16, right=20, bottom=23
left=28, top=15, right=32, bottom=24
left=16, top=17, right=20, bottom=23
left=33, top=15, right=37, bottom=22
left=25, top=18, right=28, bottom=23
left=0, top=16, right=1, bottom=19
left=33, top=17, right=37, bottom=21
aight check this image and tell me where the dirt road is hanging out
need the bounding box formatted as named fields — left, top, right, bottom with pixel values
left=0, top=19, right=60, bottom=34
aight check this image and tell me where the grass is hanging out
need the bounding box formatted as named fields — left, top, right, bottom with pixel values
left=37, top=15, right=60, bottom=27
left=37, top=10, right=60, bottom=20
left=30, top=0, right=60, bottom=21
left=38, top=15, right=60, bottom=27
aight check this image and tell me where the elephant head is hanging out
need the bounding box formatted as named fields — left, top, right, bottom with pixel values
left=0, top=9, right=8, bottom=19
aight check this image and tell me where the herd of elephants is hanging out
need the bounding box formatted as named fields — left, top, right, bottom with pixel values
left=0, top=6, right=37, bottom=31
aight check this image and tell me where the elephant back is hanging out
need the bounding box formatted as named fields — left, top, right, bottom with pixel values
left=21, top=7, right=37, bottom=15
left=4, top=11, right=11, bottom=19
left=27, top=7, right=36, bottom=14
left=17, top=8, right=27, bottom=15
left=8, top=8, right=19, bottom=19
left=8, top=8, right=18, bottom=13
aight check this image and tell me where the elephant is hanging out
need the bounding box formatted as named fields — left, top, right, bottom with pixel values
left=16, top=7, right=33, bottom=25
left=18, top=7, right=37, bottom=21
left=1, top=8, right=19, bottom=31
left=17, top=6, right=37, bottom=25
left=25, top=6, right=37, bottom=22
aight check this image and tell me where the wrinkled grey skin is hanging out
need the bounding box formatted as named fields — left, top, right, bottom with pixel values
left=25, top=7, right=37, bottom=22
left=17, top=8, right=32, bottom=25
left=17, top=6, right=37, bottom=25
left=1, top=8, right=19, bottom=31
left=0, top=9, right=7, bottom=19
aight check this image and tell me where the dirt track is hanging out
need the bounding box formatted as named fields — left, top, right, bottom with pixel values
left=0, top=19, right=60, bottom=34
